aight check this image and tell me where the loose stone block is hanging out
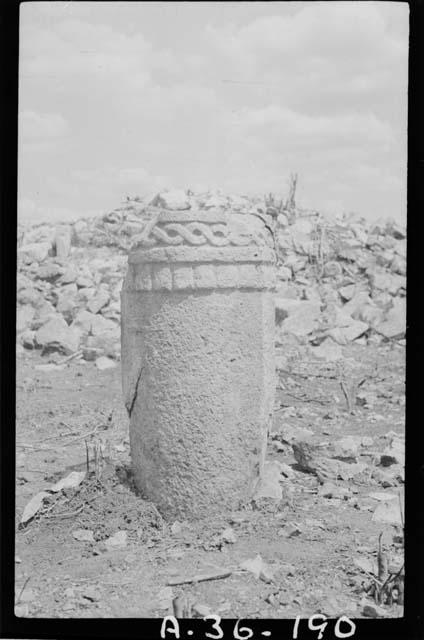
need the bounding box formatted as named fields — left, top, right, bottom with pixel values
left=121, top=209, right=276, bottom=519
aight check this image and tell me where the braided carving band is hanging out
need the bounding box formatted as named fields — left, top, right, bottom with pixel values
left=134, top=221, right=261, bottom=248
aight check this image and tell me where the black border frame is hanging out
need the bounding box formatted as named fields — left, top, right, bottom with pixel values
left=1, top=1, right=423, bottom=638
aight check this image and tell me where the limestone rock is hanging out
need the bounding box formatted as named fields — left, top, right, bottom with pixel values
left=18, top=285, right=41, bottom=306
left=87, top=289, right=110, bottom=314
left=327, top=316, right=368, bottom=344
left=149, top=189, right=191, bottom=211
left=16, top=283, right=41, bottom=306
left=279, top=424, right=314, bottom=445
left=35, top=315, right=81, bottom=355
left=318, top=482, right=351, bottom=499
left=32, top=301, right=56, bottom=329
left=277, top=266, right=292, bottom=281
left=277, top=300, right=321, bottom=337
left=60, top=268, right=77, bottom=284
left=77, top=287, right=96, bottom=304
left=375, top=299, right=406, bottom=339
left=90, top=315, right=118, bottom=336
left=252, top=461, right=284, bottom=503
left=21, top=329, right=36, bottom=349
left=86, top=332, right=120, bottom=359
left=323, top=261, right=343, bottom=278
left=338, top=284, right=356, bottom=301
left=201, top=194, right=228, bottom=210
left=76, top=275, right=93, bottom=289
left=95, top=356, right=117, bottom=370
left=56, top=284, right=79, bottom=321
left=331, top=436, right=362, bottom=461
left=309, top=338, right=342, bottom=361
left=389, top=254, right=406, bottom=276
left=16, top=305, right=35, bottom=333
left=380, top=437, right=404, bottom=467
left=71, top=309, right=97, bottom=334
left=18, top=242, right=51, bottom=264
left=367, top=266, right=405, bottom=295
left=35, top=263, right=64, bottom=282
left=277, top=213, right=288, bottom=227
left=385, top=220, right=406, bottom=240
left=292, top=441, right=367, bottom=483
left=342, top=292, right=373, bottom=318
left=101, top=300, right=121, bottom=321
left=54, top=225, right=72, bottom=258
left=355, top=304, right=384, bottom=327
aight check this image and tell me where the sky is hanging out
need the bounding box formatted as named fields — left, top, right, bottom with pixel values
left=18, top=1, right=409, bottom=223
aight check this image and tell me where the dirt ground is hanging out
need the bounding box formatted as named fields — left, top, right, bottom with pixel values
left=15, top=340, right=405, bottom=619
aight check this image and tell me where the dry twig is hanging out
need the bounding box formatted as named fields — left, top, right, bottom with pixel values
left=167, top=569, right=232, bottom=586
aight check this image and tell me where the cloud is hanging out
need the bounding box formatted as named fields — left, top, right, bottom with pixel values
left=229, top=105, right=394, bottom=150
left=18, top=197, right=96, bottom=223
left=19, top=110, right=69, bottom=141
left=18, top=3, right=408, bottom=222
left=205, top=2, right=408, bottom=117
left=207, top=3, right=404, bottom=65
left=20, top=17, right=150, bottom=77
left=117, top=167, right=149, bottom=185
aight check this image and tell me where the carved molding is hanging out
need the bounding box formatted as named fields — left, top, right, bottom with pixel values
left=130, top=209, right=272, bottom=250
left=124, top=261, right=276, bottom=292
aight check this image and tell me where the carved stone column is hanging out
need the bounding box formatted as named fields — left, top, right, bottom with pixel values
left=121, top=209, right=276, bottom=519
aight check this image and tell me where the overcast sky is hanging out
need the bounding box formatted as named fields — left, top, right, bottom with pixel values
left=19, top=1, right=409, bottom=223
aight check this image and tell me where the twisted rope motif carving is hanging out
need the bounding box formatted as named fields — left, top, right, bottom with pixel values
left=133, top=221, right=267, bottom=248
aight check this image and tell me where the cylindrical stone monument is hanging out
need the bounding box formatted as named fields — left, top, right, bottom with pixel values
left=121, top=208, right=276, bottom=519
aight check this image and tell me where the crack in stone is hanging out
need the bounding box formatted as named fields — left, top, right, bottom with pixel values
left=127, top=365, right=144, bottom=418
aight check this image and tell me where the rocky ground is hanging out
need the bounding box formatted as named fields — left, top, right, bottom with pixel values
left=15, top=189, right=405, bottom=619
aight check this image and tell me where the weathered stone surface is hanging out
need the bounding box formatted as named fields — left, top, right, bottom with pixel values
left=16, top=305, right=35, bottom=333
left=121, top=209, right=276, bottom=519
left=355, top=304, right=384, bottom=327
left=76, top=275, right=93, bottom=289
left=342, top=291, right=373, bottom=318
left=32, top=301, right=56, bottom=329
left=87, top=330, right=120, bottom=359
left=60, top=267, right=77, bottom=284
left=390, top=254, right=406, bottom=276
left=56, top=283, right=79, bottom=321
left=18, top=242, right=51, bottom=264
left=149, top=189, right=191, bottom=211
left=309, top=338, right=343, bottom=361
left=367, top=266, right=405, bottom=295
left=380, top=436, right=405, bottom=467
left=87, top=289, right=110, bottom=314
left=201, top=194, right=228, bottom=210
left=338, top=284, right=356, bottom=301
left=71, top=309, right=97, bottom=334
left=252, top=461, right=283, bottom=503
left=277, top=266, right=292, bottom=281
left=95, top=356, right=117, bottom=370
left=54, top=225, right=72, bottom=258
left=327, top=314, right=368, bottom=344
left=375, top=299, right=406, bottom=339
left=35, top=315, right=81, bottom=355
left=35, top=263, right=64, bottom=282
left=276, top=299, right=321, bottom=337
left=331, top=436, right=361, bottom=461
left=323, top=261, right=343, bottom=278
left=90, top=315, right=119, bottom=336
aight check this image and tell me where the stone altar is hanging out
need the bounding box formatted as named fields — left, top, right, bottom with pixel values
left=121, top=208, right=276, bottom=519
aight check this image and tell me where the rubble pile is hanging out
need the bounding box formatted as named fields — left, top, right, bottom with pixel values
left=17, top=188, right=406, bottom=364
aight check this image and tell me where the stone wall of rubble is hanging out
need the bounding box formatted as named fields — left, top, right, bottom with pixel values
left=17, top=188, right=406, bottom=365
